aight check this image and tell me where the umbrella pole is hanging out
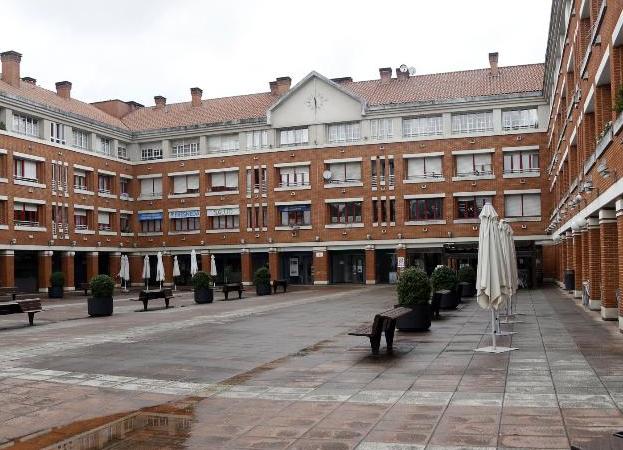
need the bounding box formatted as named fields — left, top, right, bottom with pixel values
left=491, top=309, right=497, bottom=349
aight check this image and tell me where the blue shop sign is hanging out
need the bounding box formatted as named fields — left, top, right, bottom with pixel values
left=138, top=212, right=163, bottom=221
left=169, top=209, right=200, bottom=219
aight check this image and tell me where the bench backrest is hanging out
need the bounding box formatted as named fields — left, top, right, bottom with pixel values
left=16, top=299, right=41, bottom=312
left=380, top=307, right=411, bottom=321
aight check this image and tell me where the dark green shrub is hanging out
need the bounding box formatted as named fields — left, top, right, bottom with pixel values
left=254, top=267, right=270, bottom=286
left=192, top=271, right=213, bottom=290
left=457, top=265, right=476, bottom=284
left=90, top=274, right=115, bottom=298
left=397, top=267, right=431, bottom=306
left=50, top=271, right=65, bottom=287
left=430, top=265, right=458, bottom=291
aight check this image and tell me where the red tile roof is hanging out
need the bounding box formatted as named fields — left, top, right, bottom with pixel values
left=0, top=64, right=544, bottom=132
left=0, top=79, right=127, bottom=129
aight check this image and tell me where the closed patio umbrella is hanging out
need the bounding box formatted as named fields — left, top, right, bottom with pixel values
left=156, top=251, right=165, bottom=290
left=210, top=254, right=217, bottom=278
left=120, top=255, right=130, bottom=292
left=142, top=255, right=151, bottom=291
left=190, top=249, right=198, bottom=277
left=496, top=220, right=521, bottom=333
left=474, top=203, right=515, bottom=353
left=172, top=255, right=180, bottom=291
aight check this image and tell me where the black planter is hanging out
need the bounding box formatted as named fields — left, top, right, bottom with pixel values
left=256, top=283, right=271, bottom=296
left=564, top=269, right=575, bottom=291
left=440, top=289, right=459, bottom=310
left=48, top=286, right=64, bottom=299
left=88, top=296, right=113, bottom=317
left=396, top=303, right=431, bottom=331
left=194, top=288, right=213, bottom=304
left=458, top=282, right=475, bottom=298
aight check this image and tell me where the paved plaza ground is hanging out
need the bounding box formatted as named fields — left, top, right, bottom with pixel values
left=1, top=285, right=623, bottom=449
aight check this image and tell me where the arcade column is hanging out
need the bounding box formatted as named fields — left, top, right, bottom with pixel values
left=0, top=250, right=15, bottom=288
left=62, top=251, right=75, bottom=291
left=37, top=250, right=53, bottom=293
left=313, top=247, right=329, bottom=285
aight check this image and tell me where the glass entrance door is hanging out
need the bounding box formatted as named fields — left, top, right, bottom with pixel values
left=330, top=251, right=365, bottom=284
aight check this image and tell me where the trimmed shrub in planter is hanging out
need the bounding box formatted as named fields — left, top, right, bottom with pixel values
left=457, top=265, right=476, bottom=297
left=88, top=274, right=114, bottom=317
left=48, top=271, right=65, bottom=299
left=396, top=267, right=431, bottom=331
left=254, top=267, right=271, bottom=296
left=192, top=271, right=214, bottom=304
left=431, top=265, right=459, bottom=309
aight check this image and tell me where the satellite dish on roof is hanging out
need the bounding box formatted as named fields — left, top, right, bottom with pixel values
left=399, top=64, right=408, bottom=73
left=322, top=170, right=333, bottom=181
left=408, top=66, right=416, bottom=76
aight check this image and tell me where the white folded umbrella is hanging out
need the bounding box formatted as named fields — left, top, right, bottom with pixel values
left=190, top=249, right=198, bottom=276
left=142, top=255, right=151, bottom=291
left=156, top=251, right=165, bottom=289
left=210, top=254, right=217, bottom=277
left=172, top=256, right=180, bottom=291
left=475, top=203, right=515, bottom=353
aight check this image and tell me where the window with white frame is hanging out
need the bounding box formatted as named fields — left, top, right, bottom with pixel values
left=328, top=122, right=361, bottom=144
left=370, top=119, right=393, bottom=140
left=279, top=128, right=309, bottom=146
left=97, top=212, right=112, bottom=231
left=13, top=158, right=38, bottom=182
left=208, top=134, right=239, bottom=153
left=140, top=177, right=163, bottom=197
left=72, top=129, right=89, bottom=150
left=247, top=130, right=269, bottom=150
left=502, top=108, right=539, bottom=131
left=455, top=153, right=493, bottom=177
left=407, top=198, right=444, bottom=221
left=98, top=174, right=113, bottom=194
left=278, top=204, right=311, bottom=226
left=326, top=161, right=361, bottom=184
left=120, top=178, right=130, bottom=196
left=172, top=141, right=199, bottom=158
left=12, top=113, right=39, bottom=137
left=278, top=165, right=309, bottom=187
left=50, top=122, right=65, bottom=144
left=120, top=213, right=131, bottom=233
left=209, top=171, right=238, bottom=192
left=171, top=173, right=200, bottom=195
left=140, top=218, right=162, bottom=233
left=117, top=146, right=128, bottom=160
left=74, top=209, right=89, bottom=230
left=172, top=216, right=200, bottom=231
left=328, top=202, right=362, bottom=224
left=504, top=193, right=541, bottom=217
left=141, top=147, right=162, bottom=161
left=503, top=151, right=539, bottom=174
left=456, top=196, right=492, bottom=219
left=74, top=169, right=89, bottom=190
left=406, top=156, right=443, bottom=179
left=403, top=116, right=443, bottom=137
left=13, top=202, right=39, bottom=226
left=451, top=111, right=493, bottom=134
left=98, top=137, right=111, bottom=155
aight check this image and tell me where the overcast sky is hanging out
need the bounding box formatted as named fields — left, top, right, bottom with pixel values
left=0, top=0, right=553, bottom=106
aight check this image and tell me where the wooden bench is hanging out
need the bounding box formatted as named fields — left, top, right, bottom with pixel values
left=272, top=279, right=288, bottom=294
left=0, top=298, right=43, bottom=325
left=0, top=287, right=21, bottom=301
left=222, top=283, right=244, bottom=300
left=348, top=307, right=411, bottom=355
left=135, top=289, right=174, bottom=311
left=78, top=283, right=91, bottom=296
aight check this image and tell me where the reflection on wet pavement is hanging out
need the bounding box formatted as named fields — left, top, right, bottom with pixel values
left=6, top=397, right=198, bottom=450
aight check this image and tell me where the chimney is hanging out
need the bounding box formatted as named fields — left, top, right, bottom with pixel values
left=154, top=95, right=166, bottom=108
left=21, top=76, right=36, bottom=85
left=270, top=76, right=291, bottom=96
left=55, top=81, right=72, bottom=99
left=379, top=67, right=392, bottom=83
left=190, top=87, right=203, bottom=107
left=396, top=67, right=410, bottom=81
left=0, top=50, right=22, bottom=87
left=489, top=52, right=499, bottom=76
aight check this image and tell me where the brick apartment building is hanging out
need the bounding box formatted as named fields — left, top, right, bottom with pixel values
left=0, top=21, right=558, bottom=292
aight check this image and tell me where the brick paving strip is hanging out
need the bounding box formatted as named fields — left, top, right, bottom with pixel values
left=2, top=286, right=623, bottom=448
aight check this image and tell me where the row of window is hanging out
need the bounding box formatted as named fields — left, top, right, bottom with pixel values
left=5, top=193, right=541, bottom=233
left=7, top=107, right=539, bottom=162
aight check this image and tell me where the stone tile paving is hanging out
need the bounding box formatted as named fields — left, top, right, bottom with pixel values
left=1, top=286, right=623, bottom=448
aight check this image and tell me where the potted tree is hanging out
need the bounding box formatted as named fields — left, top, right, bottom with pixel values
left=396, top=267, right=432, bottom=331
left=192, top=271, right=214, bottom=304
left=457, top=265, right=476, bottom=298
left=430, top=265, right=459, bottom=309
left=48, top=271, right=65, bottom=299
left=254, top=267, right=271, bottom=296
left=87, top=274, right=114, bottom=317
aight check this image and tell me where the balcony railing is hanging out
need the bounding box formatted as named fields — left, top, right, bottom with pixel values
left=98, top=224, right=112, bottom=231
left=15, top=220, right=40, bottom=227
left=98, top=188, right=112, bottom=195
left=503, top=168, right=540, bottom=175
left=278, top=180, right=310, bottom=188
left=326, top=178, right=362, bottom=185
left=405, top=172, right=443, bottom=181
left=14, top=175, right=39, bottom=183
left=74, top=184, right=88, bottom=190
left=140, top=192, right=162, bottom=198
left=75, top=224, right=89, bottom=231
